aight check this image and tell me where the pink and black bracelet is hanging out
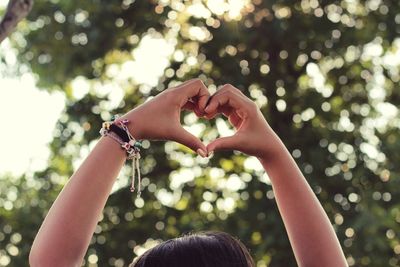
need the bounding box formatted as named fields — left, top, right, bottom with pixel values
left=99, top=115, right=144, bottom=197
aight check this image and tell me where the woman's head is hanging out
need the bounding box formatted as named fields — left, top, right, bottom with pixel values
left=130, top=231, right=255, bottom=267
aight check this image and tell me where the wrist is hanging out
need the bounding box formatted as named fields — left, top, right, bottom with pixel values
left=256, top=130, right=286, bottom=164
left=119, top=110, right=144, bottom=140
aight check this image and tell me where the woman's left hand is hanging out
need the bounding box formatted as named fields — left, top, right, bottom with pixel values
left=121, top=79, right=209, bottom=156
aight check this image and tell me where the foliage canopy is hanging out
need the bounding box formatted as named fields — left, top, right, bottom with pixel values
left=1, top=0, right=400, bottom=266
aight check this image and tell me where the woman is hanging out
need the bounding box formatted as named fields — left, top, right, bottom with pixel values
left=29, top=79, right=348, bottom=267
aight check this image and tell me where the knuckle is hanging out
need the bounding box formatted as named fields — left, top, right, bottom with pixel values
left=162, top=88, right=175, bottom=97
left=219, top=86, right=235, bottom=96
left=247, top=100, right=259, bottom=113
left=219, top=84, right=231, bottom=91
left=215, top=91, right=232, bottom=103
left=218, top=90, right=230, bottom=97
left=162, top=89, right=179, bottom=103
left=190, top=78, right=203, bottom=87
left=225, top=84, right=236, bottom=91
left=227, top=84, right=240, bottom=92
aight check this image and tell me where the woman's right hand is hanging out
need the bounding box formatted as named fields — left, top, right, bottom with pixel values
left=204, top=84, right=280, bottom=160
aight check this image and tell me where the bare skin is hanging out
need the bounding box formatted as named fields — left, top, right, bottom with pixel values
left=205, top=84, right=348, bottom=267
left=29, top=79, right=209, bottom=267
left=29, top=80, right=347, bottom=267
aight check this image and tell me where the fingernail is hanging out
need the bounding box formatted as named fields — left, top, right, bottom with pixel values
left=207, top=150, right=214, bottom=158
left=197, top=148, right=207, bottom=158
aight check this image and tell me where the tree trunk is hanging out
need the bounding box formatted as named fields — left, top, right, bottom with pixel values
left=0, top=0, right=33, bottom=43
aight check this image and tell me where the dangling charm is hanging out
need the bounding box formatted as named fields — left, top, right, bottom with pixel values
left=102, top=121, right=111, bottom=130
left=100, top=114, right=145, bottom=198
left=121, top=142, right=131, bottom=150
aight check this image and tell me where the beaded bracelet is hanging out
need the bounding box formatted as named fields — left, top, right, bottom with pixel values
left=99, top=115, right=144, bottom=197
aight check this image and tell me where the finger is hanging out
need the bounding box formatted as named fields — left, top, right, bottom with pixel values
left=204, top=92, right=243, bottom=118
left=204, top=111, right=218, bottom=120
left=204, top=85, right=245, bottom=115
left=182, top=101, right=204, bottom=117
left=217, top=105, right=243, bottom=128
left=203, top=92, right=231, bottom=119
left=182, top=101, right=196, bottom=111
left=178, top=79, right=210, bottom=111
left=171, top=127, right=207, bottom=156
left=204, top=105, right=234, bottom=121
left=218, top=105, right=233, bottom=117
left=173, top=78, right=200, bottom=89
left=228, top=112, right=242, bottom=128
left=206, top=135, right=240, bottom=154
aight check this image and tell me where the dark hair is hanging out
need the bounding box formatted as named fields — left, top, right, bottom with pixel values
left=129, top=231, right=255, bottom=267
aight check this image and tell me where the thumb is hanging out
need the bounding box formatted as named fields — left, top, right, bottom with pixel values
left=171, top=128, right=207, bottom=157
left=206, top=135, right=240, bottom=154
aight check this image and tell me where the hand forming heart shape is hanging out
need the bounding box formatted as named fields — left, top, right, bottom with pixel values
left=121, top=79, right=275, bottom=160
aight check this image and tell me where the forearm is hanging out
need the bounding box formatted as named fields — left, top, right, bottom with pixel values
left=30, top=137, right=126, bottom=267
left=259, top=132, right=347, bottom=267
left=29, top=80, right=210, bottom=267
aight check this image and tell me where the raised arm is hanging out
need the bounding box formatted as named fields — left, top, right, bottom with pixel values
left=205, top=84, right=348, bottom=267
left=29, top=79, right=210, bottom=267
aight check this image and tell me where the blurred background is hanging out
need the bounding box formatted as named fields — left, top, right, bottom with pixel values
left=0, top=0, right=399, bottom=266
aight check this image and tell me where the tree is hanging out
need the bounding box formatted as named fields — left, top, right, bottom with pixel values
left=0, top=0, right=34, bottom=43
left=1, top=0, right=400, bottom=266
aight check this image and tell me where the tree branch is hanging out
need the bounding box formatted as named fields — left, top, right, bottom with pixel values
left=0, top=0, right=33, bottom=43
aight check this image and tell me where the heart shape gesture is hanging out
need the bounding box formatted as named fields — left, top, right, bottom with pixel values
left=121, top=80, right=275, bottom=159
left=32, top=81, right=348, bottom=267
